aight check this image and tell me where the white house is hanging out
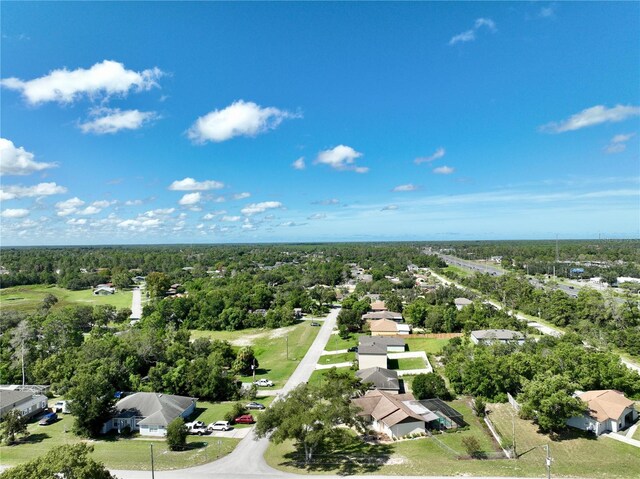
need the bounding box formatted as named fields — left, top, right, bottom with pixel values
left=101, top=392, right=196, bottom=437
left=470, top=329, right=525, bottom=345
left=357, top=336, right=406, bottom=370
left=567, top=390, right=638, bottom=436
left=454, top=298, right=473, bottom=310
left=0, top=388, right=48, bottom=419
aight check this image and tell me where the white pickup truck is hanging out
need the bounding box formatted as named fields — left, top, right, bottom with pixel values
left=185, top=420, right=209, bottom=435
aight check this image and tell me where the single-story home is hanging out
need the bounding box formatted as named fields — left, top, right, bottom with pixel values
left=454, top=298, right=473, bottom=310
left=370, top=300, right=388, bottom=312
left=101, top=392, right=196, bottom=437
left=0, top=388, right=48, bottom=419
left=356, top=367, right=401, bottom=393
left=368, top=318, right=405, bottom=336
left=567, top=390, right=638, bottom=436
left=470, top=329, right=525, bottom=345
left=352, top=390, right=463, bottom=439
left=362, top=311, right=404, bottom=322
left=358, top=336, right=406, bottom=370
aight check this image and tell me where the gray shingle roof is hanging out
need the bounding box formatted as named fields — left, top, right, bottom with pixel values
left=0, top=389, right=35, bottom=409
left=471, top=329, right=524, bottom=341
left=113, top=392, right=196, bottom=427
left=356, top=367, right=400, bottom=391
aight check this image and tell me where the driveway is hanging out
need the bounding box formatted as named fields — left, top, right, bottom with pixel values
left=130, top=287, right=142, bottom=320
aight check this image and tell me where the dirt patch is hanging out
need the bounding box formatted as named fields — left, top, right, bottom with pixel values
left=384, top=455, right=407, bottom=465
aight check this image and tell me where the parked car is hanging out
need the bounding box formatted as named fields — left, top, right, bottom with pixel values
left=186, top=420, right=209, bottom=435
left=54, top=400, right=71, bottom=414
left=39, top=412, right=57, bottom=425
left=234, top=414, right=255, bottom=424
left=310, top=321, right=321, bottom=326
left=208, top=421, right=231, bottom=431
left=347, top=346, right=358, bottom=352
left=246, top=402, right=266, bottom=410
left=254, top=378, right=274, bottom=387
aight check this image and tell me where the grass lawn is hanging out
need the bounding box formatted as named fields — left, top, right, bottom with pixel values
left=324, top=333, right=358, bottom=351
left=264, top=398, right=640, bottom=478
left=0, top=410, right=239, bottom=470
left=443, top=265, right=472, bottom=277
left=388, top=357, right=426, bottom=370
left=307, top=366, right=353, bottom=387
left=0, top=284, right=132, bottom=312
left=319, top=352, right=354, bottom=366
left=404, top=337, right=451, bottom=354
left=190, top=321, right=319, bottom=389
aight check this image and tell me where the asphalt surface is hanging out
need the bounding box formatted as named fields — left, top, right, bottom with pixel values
left=112, top=306, right=341, bottom=479
left=130, top=287, right=142, bottom=319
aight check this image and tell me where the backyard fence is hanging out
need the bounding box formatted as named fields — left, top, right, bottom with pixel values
left=484, top=416, right=513, bottom=459
left=507, top=392, right=521, bottom=412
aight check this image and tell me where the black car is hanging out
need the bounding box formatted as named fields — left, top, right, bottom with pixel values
left=246, top=402, right=266, bottom=410
left=310, top=321, right=321, bottom=326
left=347, top=346, right=358, bottom=352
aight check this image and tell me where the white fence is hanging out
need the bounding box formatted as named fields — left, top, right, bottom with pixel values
left=507, top=392, right=521, bottom=412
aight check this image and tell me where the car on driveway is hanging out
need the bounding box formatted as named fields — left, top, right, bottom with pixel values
left=347, top=346, right=358, bottom=352
left=234, top=414, right=255, bottom=424
left=246, top=401, right=266, bottom=410
left=186, top=420, right=209, bottom=435
left=39, top=412, right=57, bottom=425
left=254, top=378, right=274, bottom=387
left=208, top=421, right=231, bottom=431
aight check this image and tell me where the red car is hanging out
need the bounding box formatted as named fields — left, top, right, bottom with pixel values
left=234, top=414, right=255, bottom=424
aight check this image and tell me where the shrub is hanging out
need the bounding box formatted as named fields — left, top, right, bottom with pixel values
left=461, top=436, right=482, bottom=458
left=166, top=418, right=187, bottom=451
left=224, top=402, right=248, bottom=423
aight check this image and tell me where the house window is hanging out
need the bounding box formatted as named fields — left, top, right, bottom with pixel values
left=149, top=426, right=158, bottom=432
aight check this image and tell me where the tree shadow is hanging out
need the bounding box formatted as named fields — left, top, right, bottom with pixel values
left=278, top=430, right=394, bottom=475
left=16, top=433, right=49, bottom=444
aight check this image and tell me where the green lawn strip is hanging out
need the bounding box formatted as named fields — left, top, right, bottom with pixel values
left=0, top=413, right=239, bottom=470
left=487, top=402, right=640, bottom=479
left=324, top=333, right=358, bottom=351
left=307, top=366, right=353, bottom=387
left=443, top=265, right=472, bottom=277
left=388, top=357, right=426, bottom=370
left=404, top=337, right=451, bottom=354
left=319, top=352, right=354, bottom=365
left=189, top=327, right=268, bottom=342
left=0, top=284, right=132, bottom=312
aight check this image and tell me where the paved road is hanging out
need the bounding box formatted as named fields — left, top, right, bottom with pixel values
left=130, top=287, right=142, bottom=319
left=112, top=306, right=341, bottom=479
left=436, top=253, right=504, bottom=277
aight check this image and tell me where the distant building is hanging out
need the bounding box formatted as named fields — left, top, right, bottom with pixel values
left=470, top=329, right=524, bottom=345
left=363, top=311, right=403, bottom=322
left=93, top=286, right=115, bottom=295
left=454, top=298, right=473, bottom=310
left=370, top=300, right=387, bottom=312
left=567, top=390, right=637, bottom=436
left=367, top=318, right=411, bottom=336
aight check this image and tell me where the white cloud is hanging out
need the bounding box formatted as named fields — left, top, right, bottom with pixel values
left=540, top=104, right=640, bottom=133
left=393, top=184, right=419, bottom=192
left=221, top=215, right=241, bottom=222
left=169, top=177, right=224, bottom=191
left=292, top=157, right=305, bottom=170
left=143, top=208, right=175, bottom=217
left=538, top=5, right=556, bottom=18
left=196, top=223, right=204, bottom=229
left=605, top=132, right=636, bottom=154
left=66, top=218, right=87, bottom=225
left=125, top=199, right=143, bottom=206
left=279, top=221, right=305, bottom=227
left=1, top=208, right=30, bottom=218
left=433, top=166, right=455, bottom=175
left=233, top=192, right=251, bottom=200
left=1, top=60, right=163, bottom=105
left=1, top=182, right=67, bottom=200
left=0, top=138, right=57, bottom=176
left=381, top=205, right=398, bottom=211
left=308, top=213, right=327, bottom=220
left=203, top=210, right=226, bottom=220
left=79, top=108, right=158, bottom=134
left=77, top=206, right=101, bottom=215
left=91, top=200, right=113, bottom=209
left=55, top=197, right=84, bottom=216
left=314, top=145, right=368, bottom=173
left=415, top=147, right=445, bottom=165
left=241, top=201, right=283, bottom=216
left=187, top=100, right=300, bottom=143
left=178, top=192, right=201, bottom=205
left=449, top=17, right=496, bottom=45
left=313, top=198, right=340, bottom=205
left=118, top=218, right=162, bottom=230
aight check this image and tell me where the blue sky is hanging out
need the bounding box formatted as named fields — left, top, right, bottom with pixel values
left=1, top=1, right=638, bottom=245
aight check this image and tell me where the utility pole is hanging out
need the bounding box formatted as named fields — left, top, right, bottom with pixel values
left=252, top=358, right=256, bottom=381
left=150, top=444, right=155, bottom=479
left=544, top=444, right=551, bottom=479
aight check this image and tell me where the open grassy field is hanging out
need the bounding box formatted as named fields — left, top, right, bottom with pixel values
left=443, top=265, right=472, bottom=278
left=0, top=284, right=133, bottom=312
left=318, top=352, right=354, bottom=366
left=265, top=398, right=640, bottom=477
left=0, top=407, right=239, bottom=470
left=404, top=337, right=451, bottom=354
left=190, top=320, right=320, bottom=388
left=324, top=332, right=358, bottom=351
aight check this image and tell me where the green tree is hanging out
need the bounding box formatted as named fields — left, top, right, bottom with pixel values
left=68, top=367, right=116, bottom=437
left=255, top=368, right=366, bottom=464
left=233, top=346, right=258, bottom=375
left=0, top=409, right=29, bottom=444
left=412, top=373, right=450, bottom=400
left=461, top=436, right=482, bottom=458
left=111, top=271, right=132, bottom=290
left=519, top=375, right=587, bottom=433
left=224, top=402, right=248, bottom=423
left=146, top=272, right=171, bottom=299
left=0, top=443, right=114, bottom=479
left=166, top=417, right=187, bottom=451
